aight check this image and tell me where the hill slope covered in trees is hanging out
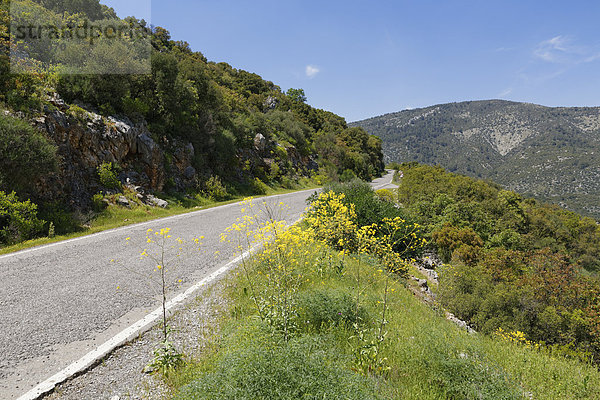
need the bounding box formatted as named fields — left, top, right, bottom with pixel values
left=0, top=0, right=384, bottom=244
left=395, top=164, right=600, bottom=362
left=352, top=100, right=600, bottom=218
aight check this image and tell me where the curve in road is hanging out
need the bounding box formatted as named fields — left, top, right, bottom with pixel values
left=1, top=171, right=396, bottom=399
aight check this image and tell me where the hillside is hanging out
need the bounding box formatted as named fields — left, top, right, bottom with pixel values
left=160, top=179, right=600, bottom=399
left=0, top=0, right=384, bottom=245
left=352, top=100, right=600, bottom=218
left=42, top=180, right=600, bottom=399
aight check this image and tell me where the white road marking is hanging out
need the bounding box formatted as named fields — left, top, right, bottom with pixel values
left=16, top=245, right=259, bottom=400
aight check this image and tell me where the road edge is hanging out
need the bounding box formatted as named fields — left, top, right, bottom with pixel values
left=17, top=245, right=259, bottom=400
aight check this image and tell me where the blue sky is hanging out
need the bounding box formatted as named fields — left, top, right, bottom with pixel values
left=102, top=0, right=600, bottom=122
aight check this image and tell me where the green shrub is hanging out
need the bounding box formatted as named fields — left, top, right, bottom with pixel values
left=429, top=352, right=523, bottom=399
left=340, top=169, right=358, bottom=182
left=386, top=162, right=402, bottom=171
left=295, top=289, right=368, bottom=332
left=0, top=191, right=46, bottom=244
left=203, top=176, right=230, bottom=201
left=314, top=179, right=407, bottom=228
left=268, top=162, right=281, bottom=181
left=0, top=113, right=58, bottom=193
left=38, top=202, right=80, bottom=235
left=375, top=188, right=395, bottom=203
left=311, top=170, right=329, bottom=186
left=298, top=177, right=312, bottom=187
left=97, top=162, right=122, bottom=190
left=92, top=193, right=107, bottom=212
left=251, top=177, right=269, bottom=195
left=193, top=193, right=212, bottom=206
left=67, top=105, right=88, bottom=121
left=164, top=177, right=177, bottom=192
left=280, top=175, right=296, bottom=190
left=175, top=333, right=381, bottom=400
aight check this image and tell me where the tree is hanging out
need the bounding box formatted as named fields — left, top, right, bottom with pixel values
left=286, top=88, right=307, bottom=103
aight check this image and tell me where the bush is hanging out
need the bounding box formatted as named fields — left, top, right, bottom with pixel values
left=295, top=289, right=368, bottom=332
left=316, top=179, right=407, bottom=228
left=92, top=193, right=107, bottom=212
left=340, top=169, right=358, bottom=182
left=311, top=170, right=329, bottom=186
left=0, top=113, right=58, bottom=194
left=251, top=177, right=269, bottom=195
left=432, top=224, right=484, bottom=264
left=38, top=202, right=81, bottom=236
left=429, top=352, right=524, bottom=399
left=280, top=175, right=296, bottom=190
left=67, top=105, right=88, bottom=121
left=175, top=333, right=381, bottom=400
left=386, top=162, right=402, bottom=171
left=305, top=191, right=358, bottom=251
left=97, top=162, right=122, bottom=190
left=203, top=176, right=230, bottom=201
left=375, top=188, right=395, bottom=203
left=0, top=191, right=46, bottom=244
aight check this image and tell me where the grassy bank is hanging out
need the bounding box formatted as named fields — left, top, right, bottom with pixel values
left=160, top=194, right=600, bottom=399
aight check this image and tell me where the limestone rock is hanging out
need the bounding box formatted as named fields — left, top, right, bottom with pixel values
left=254, top=133, right=267, bottom=152
left=117, top=196, right=130, bottom=208
left=264, top=96, right=279, bottom=110
left=146, top=195, right=168, bottom=208
left=48, top=93, right=67, bottom=110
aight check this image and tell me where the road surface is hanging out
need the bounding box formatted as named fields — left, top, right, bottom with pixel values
left=0, top=171, right=396, bottom=399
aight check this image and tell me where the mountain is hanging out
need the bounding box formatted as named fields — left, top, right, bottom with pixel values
left=351, top=100, right=600, bottom=218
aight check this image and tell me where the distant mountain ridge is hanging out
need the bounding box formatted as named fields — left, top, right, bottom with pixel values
left=351, top=100, right=600, bottom=218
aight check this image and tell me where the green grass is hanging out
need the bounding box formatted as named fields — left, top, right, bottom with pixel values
left=166, top=232, right=600, bottom=399
left=0, top=183, right=319, bottom=256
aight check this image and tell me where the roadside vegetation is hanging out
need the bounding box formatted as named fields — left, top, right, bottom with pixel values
left=144, top=180, right=600, bottom=399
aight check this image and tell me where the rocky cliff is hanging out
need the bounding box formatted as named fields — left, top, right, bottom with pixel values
left=10, top=97, right=317, bottom=212
left=22, top=100, right=193, bottom=209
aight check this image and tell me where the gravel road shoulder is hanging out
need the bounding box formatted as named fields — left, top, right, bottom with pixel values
left=44, top=274, right=231, bottom=400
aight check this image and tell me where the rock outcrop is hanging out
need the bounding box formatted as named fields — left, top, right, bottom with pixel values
left=30, top=105, right=197, bottom=209
left=9, top=96, right=320, bottom=212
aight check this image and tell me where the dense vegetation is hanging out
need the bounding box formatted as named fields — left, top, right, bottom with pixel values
left=163, top=189, right=600, bottom=399
left=353, top=100, right=600, bottom=219
left=395, top=163, right=600, bottom=362
left=0, top=0, right=384, bottom=245
left=3, top=0, right=383, bottom=182
left=0, top=112, right=57, bottom=194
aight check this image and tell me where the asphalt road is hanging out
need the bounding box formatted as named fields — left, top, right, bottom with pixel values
left=0, top=171, right=396, bottom=399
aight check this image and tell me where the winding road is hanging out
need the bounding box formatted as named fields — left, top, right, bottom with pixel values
left=0, top=171, right=396, bottom=399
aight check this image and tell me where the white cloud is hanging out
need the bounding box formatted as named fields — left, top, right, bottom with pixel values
left=534, top=36, right=570, bottom=63
left=533, top=35, right=600, bottom=64
left=305, top=65, right=320, bottom=78
left=498, top=88, right=513, bottom=97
